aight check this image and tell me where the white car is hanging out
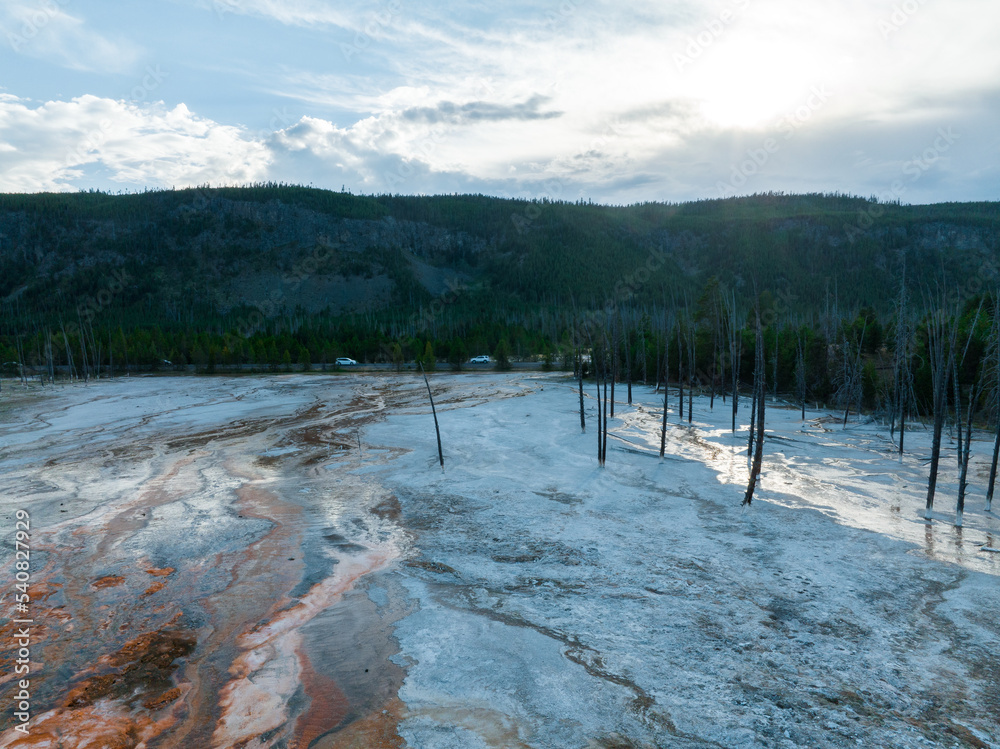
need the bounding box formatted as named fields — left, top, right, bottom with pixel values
left=469, top=355, right=491, bottom=363
left=335, top=357, right=357, bottom=365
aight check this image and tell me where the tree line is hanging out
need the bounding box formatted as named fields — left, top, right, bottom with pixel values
left=1, top=280, right=997, bottom=420
left=7, top=276, right=1000, bottom=524
left=563, top=282, right=1000, bottom=524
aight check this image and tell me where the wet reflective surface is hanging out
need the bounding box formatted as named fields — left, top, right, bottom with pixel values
left=618, top=396, right=1000, bottom=576
left=0, top=376, right=409, bottom=747
left=1, top=375, right=998, bottom=748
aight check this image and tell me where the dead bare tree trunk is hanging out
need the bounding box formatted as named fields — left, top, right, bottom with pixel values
left=899, top=405, right=907, bottom=455
left=743, top=315, right=766, bottom=506
left=924, top=303, right=957, bottom=518
left=663, top=317, right=670, bottom=404
left=659, top=365, right=669, bottom=459
left=987, top=298, right=1000, bottom=511
left=710, top=298, right=721, bottom=410
left=46, top=332, right=55, bottom=385
left=594, top=348, right=605, bottom=466
left=90, top=320, right=101, bottom=380
left=956, top=377, right=980, bottom=527
left=988, top=411, right=1000, bottom=514
left=61, top=323, right=76, bottom=381
left=77, top=311, right=90, bottom=383
left=640, top=327, right=647, bottom=386
left=13, top=333, right=27, bottom=387
left=660, top=341, right=669, bottom=459
left=725, top=291, right=742, bottom=433
left=710, top=342, right=717, bottom=410
left=835, top=323, right=866, bottom=429
left=660, top=313, right=674, bottom=458
left=677, top=322, right=684, bottom=421
left=653, top=331, right=660, bottom=392
left=610, top=315, right=618, bottom=419
left=626, top=321, right=633, bottom=405
left=891, top=276, right=912, bottom=454
left=795, top=330, right=807, bottom=421
left=687, top=319, right=695, bottom=425
left=772, top=325, right=779, bottom=399
left=602, top=349, right=609, bottom=464
left=953, top=357, right=963, bottom=469
left=418, top=362, right=444, bottom=470
left=951, top=300, right=984, bottom=524
left=578, top=347, right=586, bottom=433
left=121, top=327, right=130, bottom=376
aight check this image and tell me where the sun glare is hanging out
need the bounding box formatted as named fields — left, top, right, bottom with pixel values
left=698, top=86, right=791, bottom=129
left=689, top=36, right=824, bottom=130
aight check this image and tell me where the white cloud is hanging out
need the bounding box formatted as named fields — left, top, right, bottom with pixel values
left=2, top=81, right=992, bottom=204
left=2, top=0, right=998, bottom=202
left=1, top=1, right=141, bottom=72
left=0, top=95, right=270, bottom=192
left=194, top=0, right=352, bottom=28
left=255, top=0, right=1000, bottom=180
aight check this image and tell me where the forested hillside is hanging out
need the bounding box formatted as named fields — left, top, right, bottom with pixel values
left=3, top=186, right=999, bottom=322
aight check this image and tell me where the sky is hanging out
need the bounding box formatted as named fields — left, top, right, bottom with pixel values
left=0, top=0, right=997, bottom=204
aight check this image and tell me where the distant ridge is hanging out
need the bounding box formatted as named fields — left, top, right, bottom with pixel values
left=2, top=186, right=998, bottom=327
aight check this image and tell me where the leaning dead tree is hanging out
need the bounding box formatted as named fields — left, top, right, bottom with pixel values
left=743, top=313, right=766, bottom=507
left=578, top=346, right=586, bottom=433
left=956, top=365, right=983, bottom=527
left=953, top=300, right=984, bottom=526
left=418, top=362, right=444, bottom=470
left=602, top=339, right=610, bottom=465
left=923, top=299, right=958, bottom=518
left=986, top=297, right=1000, bottom=512
left=747, top=362, right=757, bottom=465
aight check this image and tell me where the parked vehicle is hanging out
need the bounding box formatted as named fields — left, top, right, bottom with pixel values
left=469, top=355, right=491, bottom=363
left=335, top=357, right=357, bottom=365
